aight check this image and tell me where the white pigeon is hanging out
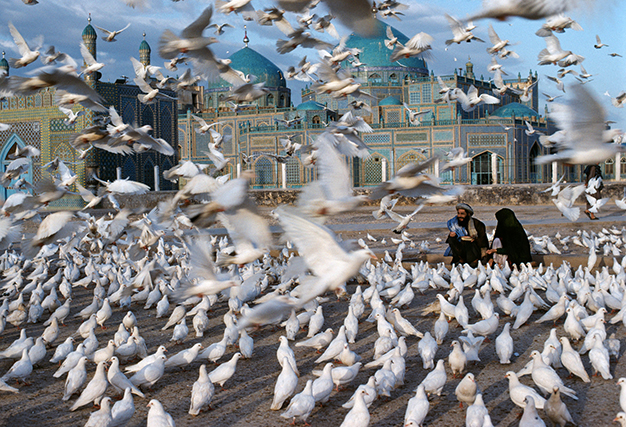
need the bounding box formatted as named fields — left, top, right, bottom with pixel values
left=271, top=357, right=299, bottom=410
left=111, top=387, right=135, bottom=427
left=520, top=396, right=547, bottom=427
left=146, top=399, right=175, bottom=427
left=208, top=352, right=241, bottom=388
left=405, top=383, right=429, bottom=425
left=495, top=323, right=514, bottom=364
left=7, top=23, right=40, bottom=68
left=536, top=84, right=625, bottom=165
left=129, top=355, right=166, bottom=389
left=559, top=337, right=590, bottom=383
left=505, top=371, right=546, bottom=409
left=280, top=379, right=315, bottom=425
left=70, top=361, right=109, bottom=411
left=420, top=359, right=446, bottom=397
left=530, top=351, right=577, bottom=399
left=189, top=364, right=214, bottom=416
left=62, top=356, right=88, bottom=401
left=339, top=389, right=370, bottom=427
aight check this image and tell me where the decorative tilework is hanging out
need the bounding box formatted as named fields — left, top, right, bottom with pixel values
left=409, top=91, right=421, bottom=104
left=387, top=110, right=400, bottom=123
left=362, top=154, right=383, bottom=184
left=363, top=134, right=390, bottom=144
left=434, top=130, right=453, bottom=141
left=396, top=132, right=427, bottom=142
left=468, top=133, right=506, bottom=146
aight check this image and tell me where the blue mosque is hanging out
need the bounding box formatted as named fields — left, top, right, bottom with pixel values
left=0, top=17, right=178, bottom=206
left=177, top=20, right=584, bottom=190
left=0, top=16, right=615, bottom=208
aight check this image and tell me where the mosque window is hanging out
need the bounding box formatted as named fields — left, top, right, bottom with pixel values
left=222, top=126, right=233, bottom=154
left=387, top=110, right=400, bottom=123
left=255, top=157, right=274, bottom=186
left=279, top=95, right=285, bottom=108
left=312, top=115, right=321, bottom=124
left=605, top=158, right=614, bottom=178
left=368, top=73, right=382, bottom=84
left=286, top=157, right=301, bottom=185
left=621, top=156, right=626, bottom=176
left=362, top=154, right=384, bottom=184
left=267, top=93, right=274, bottom=106
left=404, top=75, right=410, bottom=84
left=422, top=84, right=431, bottom=103
left=206, top=96, right=212, bottom=108
left=35, top=94, right=42, bottom=107
left=389, top=73, right=398, bottom=84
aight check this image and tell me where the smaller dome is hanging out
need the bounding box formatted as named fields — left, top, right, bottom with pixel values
left=139, top=39, right=151, bottom=52
left=82, top=15, right=97, bottom=39
left=379, top=96, right=402, bottom=106
left=491, top=102, right=538, bottom=118
left=296, top=101, right=325, bottom=111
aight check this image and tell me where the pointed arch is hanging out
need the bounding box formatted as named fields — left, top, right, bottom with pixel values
left=0, top=134, right=32, bottom=199
left=122, top=157, right=136, bottom=181
left=529, top=142, right=542, bottom=183
left=361, top=152, right=387, bottom=185
left=396, top=150, right=427, bottom=172
left=470, top=150, right=504, bottom=185
left=222, top=126, right=233, bottom=154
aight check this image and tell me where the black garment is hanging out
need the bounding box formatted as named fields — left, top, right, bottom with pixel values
left=493, top=208, right=532, bottom=266
left=446, top=217, right=489, bottom=267
left=584, top=164, right=603, bottom=211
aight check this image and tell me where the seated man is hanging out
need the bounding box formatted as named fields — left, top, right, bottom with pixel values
left=445, top=203, right=489, bottom=266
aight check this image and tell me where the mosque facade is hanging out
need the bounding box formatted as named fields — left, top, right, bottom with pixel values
left=177, top=20, right=591, bottom=191
left=0, top=17, right=178, bottom=206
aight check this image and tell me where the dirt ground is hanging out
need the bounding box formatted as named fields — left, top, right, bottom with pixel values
left=1, top=203, right=625, bottom=426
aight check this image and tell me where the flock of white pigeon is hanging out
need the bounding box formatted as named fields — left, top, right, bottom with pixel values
left=0, top=0, right=625, bottom=426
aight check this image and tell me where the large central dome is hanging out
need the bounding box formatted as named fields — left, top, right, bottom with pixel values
left=344, top=19, right=428, bottom=73
left=210, top=46, right=286, bottom=89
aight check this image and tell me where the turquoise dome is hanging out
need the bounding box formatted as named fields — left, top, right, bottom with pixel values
left=213, top=46, right=286, bottom=89
left=343, top=19, right=428, bottom=72
left=491, top=102, right=538, bottom=118
left=379, top=96, right=402, bottom=106
left=296, top=101, right=325, bottom=111
left=82, top=22, right=97, bottom=39
left=139, top=39, right=151, bottom=52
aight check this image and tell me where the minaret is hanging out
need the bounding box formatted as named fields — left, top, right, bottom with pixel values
left=82, top=14, right=97, bottom=82
left=139, top=32, right=151, bottom=67
left=0, top=52, right=8, bottom=76
left=465, top=56, right=474, bottom=79
left=243, top=25, right=249, bottom=48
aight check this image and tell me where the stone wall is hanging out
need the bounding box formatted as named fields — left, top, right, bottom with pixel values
left=102, top=182, right=626, bottom=209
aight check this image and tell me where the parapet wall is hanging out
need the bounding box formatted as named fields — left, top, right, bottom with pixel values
left=103, top=182, right=626, bottom=209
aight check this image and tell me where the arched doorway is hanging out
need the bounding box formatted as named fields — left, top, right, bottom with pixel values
left=529, top=143, right=542, bottom=183
left=471, top=151, right=503, bottom=185
left=0, top=135, right=33, bottom=199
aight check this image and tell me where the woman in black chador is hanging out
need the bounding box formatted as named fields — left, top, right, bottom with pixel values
left=487, top=208, right=532, bottom=267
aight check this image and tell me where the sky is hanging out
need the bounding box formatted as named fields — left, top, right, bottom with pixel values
left=0, top=0, right=624, bottom=130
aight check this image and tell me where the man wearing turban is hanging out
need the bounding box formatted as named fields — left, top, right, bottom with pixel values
left=445, top=203, right=489, bottom=266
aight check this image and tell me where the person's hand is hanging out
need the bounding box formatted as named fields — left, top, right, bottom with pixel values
left=449, top=231, right=456, bottom=237
left=486, top=248, right=497, bottom=254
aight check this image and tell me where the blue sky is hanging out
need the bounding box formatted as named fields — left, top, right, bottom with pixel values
left=0, top=0, right=624, bottom=129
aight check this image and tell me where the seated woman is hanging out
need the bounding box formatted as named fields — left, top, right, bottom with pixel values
left=486, top=208, right=532, bottom=267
